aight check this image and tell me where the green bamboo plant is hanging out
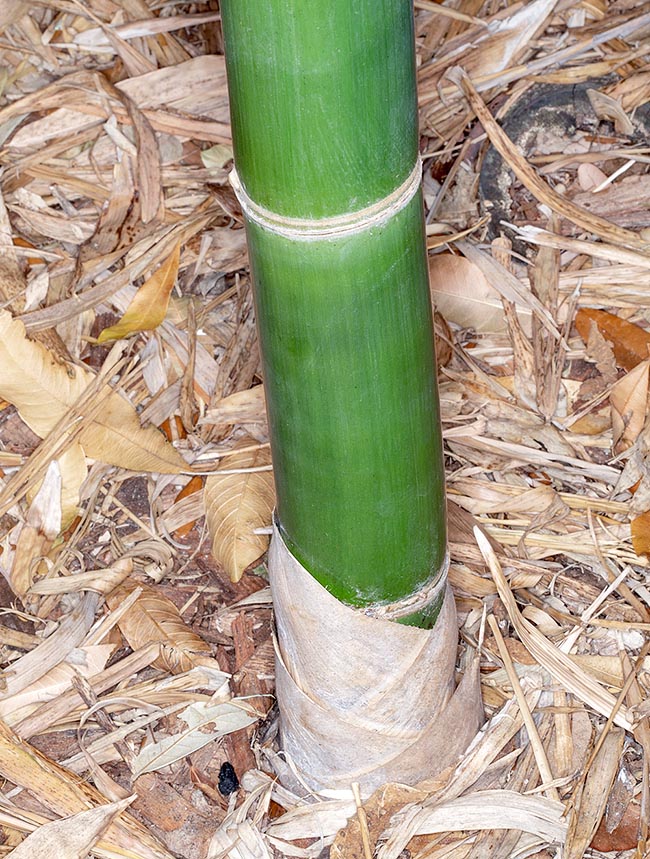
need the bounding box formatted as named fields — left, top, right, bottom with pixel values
left=220, top=0, right=446, bottom=620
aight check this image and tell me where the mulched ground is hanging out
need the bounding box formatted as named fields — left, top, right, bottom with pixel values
left=0, top=2, right=649, bottom=858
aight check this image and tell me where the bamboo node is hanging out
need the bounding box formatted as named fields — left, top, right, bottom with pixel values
left=229, top=160, right=422, bottom=239
left=361, top=551, right=449, bottom=621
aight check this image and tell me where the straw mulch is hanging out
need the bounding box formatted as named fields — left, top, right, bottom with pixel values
left=0, top=1, right=648, bottom=857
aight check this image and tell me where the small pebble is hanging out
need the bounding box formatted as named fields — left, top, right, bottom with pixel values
left=218, top=761, right=240, bottom=796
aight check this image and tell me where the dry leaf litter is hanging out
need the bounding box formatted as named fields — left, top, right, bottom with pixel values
left=0, top=1, right=648, bottom=858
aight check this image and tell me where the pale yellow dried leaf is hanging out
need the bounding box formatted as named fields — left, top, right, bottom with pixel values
left=431, top=0, right=558, bottom=81
left=201, top=143, right=234, bottom=169
left=26, top=444, right=87, bottom=531
left=105, top=582, right=217, bottom=674
left=9, top=459, right=60, bottom=595
left=0, top=645, right=114, bottom=725
left=132, top=700, right=258, bottom=777
left=610, top=358, right=650, bottom=453
left=201, top=384, right=267, bottom=427
left=205, top=442, right=275, bottom=582
left=7, top=796, right=134, bottom=859
left=97, top=243, right=180, bottom=342
left=0, top=310, right=185, bottom=473
left=58, top=443, right=88, bottom=528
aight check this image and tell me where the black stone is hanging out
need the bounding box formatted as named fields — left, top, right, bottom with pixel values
left=218, top=761, right=239, bottom=796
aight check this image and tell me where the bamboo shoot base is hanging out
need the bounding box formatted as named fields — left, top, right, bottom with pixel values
left=268, top=519, right=483, bottom=796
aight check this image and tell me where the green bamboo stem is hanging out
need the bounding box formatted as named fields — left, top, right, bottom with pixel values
left=221, top=0, right=446, bottom=619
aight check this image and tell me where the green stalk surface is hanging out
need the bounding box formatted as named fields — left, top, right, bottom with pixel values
left=221, top=0, right=447, bottom=616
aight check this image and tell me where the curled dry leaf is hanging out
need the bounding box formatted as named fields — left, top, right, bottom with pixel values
left=171, top=475, right=204, bottom=538
left=29, top=558, right=134, bottom=595
left=575, top=308, right=650, bottom=371
left=105, top=582, right=217, bottom=674
left=610, top=359, right=650, bottom=454
left=204, top=441, right=275, bottom=582
left=0, top=310, right=186, bottom=473
left=586, top=88, right=634, bottom=135
left=7, top=796, right=135, bottom=859
left=97, top=243, right=181, bottom=343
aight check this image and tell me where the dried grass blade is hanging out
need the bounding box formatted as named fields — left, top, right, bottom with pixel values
left=0, top=593, right=98, bottom=700
left=487, top=615, right=559, bottom=801
left=456, top=240, right=560, bottom=340
left=474, top=528, right=634, bottom=731
left=0, top=720, right=174, bottom=859
left=565, top=728, right=625, bottom=859
left=15, top=642, right=160, bottom=739
left=95, top=75, right=163, bottom=224
left=431, top=679, right=540, bottom=802
left=377, top=790, right=567, bottom=859
left=514, top=225, right=650, bottom=269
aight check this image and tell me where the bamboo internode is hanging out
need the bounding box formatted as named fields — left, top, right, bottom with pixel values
left=221, top=0, right=447, bottom=614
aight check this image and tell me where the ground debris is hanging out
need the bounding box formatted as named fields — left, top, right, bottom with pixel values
left=0, top=2, right=649, bottom=859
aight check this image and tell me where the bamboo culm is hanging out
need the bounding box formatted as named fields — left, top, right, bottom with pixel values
left=220, top=0, right=447, bottom=621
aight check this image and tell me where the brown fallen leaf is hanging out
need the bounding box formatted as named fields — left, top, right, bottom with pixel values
left=429, top=253, right=531, bottom=333
left=631, top=510, right=650, bottom=558
left=105, top=582, right=217, bottom=674
left=575, top=308, right=650, bottom=371
left=610, top=359, right=650, bottom=453
left=331, top=782, right=428, bottom=859
left=204, top=440, right=275, bottom=582
left=97, top=243, right=181, bottom=343
left=591, top=800, right=640, bottom=853
left=0, top=310, right=186, bottom=474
